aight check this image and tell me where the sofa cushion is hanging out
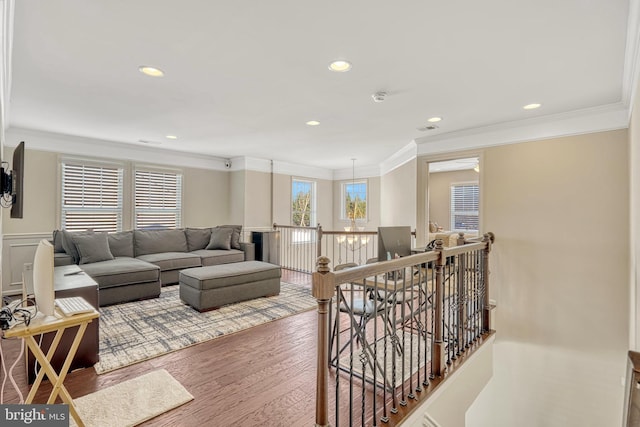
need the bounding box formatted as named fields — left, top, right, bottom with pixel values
left=71, top=232, right=114, bottom=265
left=61, top=230, right=94, bottom=264
left=134, top=229, right=188, bottom=256
left=136, top=252, right=202, bottom=271
left=108, top=231, right=134, bottom=258
left=206, top=227, right=233, bottom=250
left=217, top=225, right=242, bottom=250
left=192, top=249, right=245, bottom=266
left=52, top=230, right=65, bottom=253
left=185, top=227, right=212, bottom=251
left=80, top=257, right=160, bottom=289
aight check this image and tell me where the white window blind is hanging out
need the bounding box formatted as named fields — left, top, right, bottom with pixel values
left=61, top=162, right=124, bottom=232
left=134, top=169, right=183, bottom=229
left=450, top=183, right=479, bottom=231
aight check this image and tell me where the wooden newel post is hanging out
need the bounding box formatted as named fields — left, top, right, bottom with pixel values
left=312, top=256, right=335, bottom=427
left=433, top=239, right=446, bottom=376
left=482, top=233, right=493, bottom=332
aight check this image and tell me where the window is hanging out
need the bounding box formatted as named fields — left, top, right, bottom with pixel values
left=61, top=161, right=124, bottom=232
left=292, top=179, right=316, bottom=227
left=342, top=180, right=367, bottom=221
left=134, top=169, right=183, bottom=229
left=450, top=182, right=479, bottom=231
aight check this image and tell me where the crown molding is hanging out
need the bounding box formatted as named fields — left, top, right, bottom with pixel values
left=0, top=0, right=14, bottom=132
left=380, top=141, right=417, bottom=176
left=230, top=156, right=334, bottom=180
left=332, top=163, right=381, bottom=181
left=415, top=103, right=629, bottom=156
left=623, top=0, right=640, bottom=116
left=6, top=127, right=230, bottom=171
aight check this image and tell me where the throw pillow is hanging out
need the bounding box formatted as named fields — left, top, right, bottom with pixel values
left=217, top=224, right=242, bottom=250
left=61, top=230, right=94, bottom=264
left=428, top=222, right=437, bottom=233
left=70, top=232, right=114, bottom=265
left=52, top=230, right=65, bottom=252
left=206, top=227, right=233, bottom=250
left=108, top=231, right=134, bottom=258
left=185, top=228, right=212, bottom=251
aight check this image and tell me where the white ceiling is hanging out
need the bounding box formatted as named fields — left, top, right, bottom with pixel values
left=7, top=0, right=633, bottom=170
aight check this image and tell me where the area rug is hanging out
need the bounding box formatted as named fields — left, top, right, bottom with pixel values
left=95, top=282, right=315, bottom=373
left=70, top=369, right=193, bottom=427
left=338, top=334, right=430, bottom=387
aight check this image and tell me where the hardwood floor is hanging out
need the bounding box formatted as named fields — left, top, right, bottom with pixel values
left=0, top=270, right=318, bottom=426
left=0, top=270, right=491, bottom=426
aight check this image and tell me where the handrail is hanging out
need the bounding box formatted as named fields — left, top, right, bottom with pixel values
left=312, top=233, right=495, bottom=426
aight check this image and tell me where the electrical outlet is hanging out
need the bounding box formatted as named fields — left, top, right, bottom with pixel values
left=24, top=262, right=32, bottom=271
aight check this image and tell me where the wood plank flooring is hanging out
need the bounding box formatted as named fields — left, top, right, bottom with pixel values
left=0, top=271, right=319, bottom=426
left=0, top=270, right=490, bottom=426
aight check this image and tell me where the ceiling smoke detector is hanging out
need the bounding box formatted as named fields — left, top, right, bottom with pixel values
left=372, top=92, right=387, bottom=103
left=417, top=125, right=439, bottom=132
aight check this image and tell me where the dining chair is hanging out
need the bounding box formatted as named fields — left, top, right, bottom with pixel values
left=329, top=262, right=390, bottom=367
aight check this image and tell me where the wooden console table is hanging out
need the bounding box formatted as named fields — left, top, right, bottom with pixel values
left=3, top=308, right=99, bottom=427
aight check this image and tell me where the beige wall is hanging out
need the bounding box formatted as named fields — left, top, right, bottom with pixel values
left=631, top=85, right=640, bottom=350
left=182, top=167, right=231, bottom=227
left=2, top=147, right=232, bottom=234
left=380, top=159, right=417, bottom=228
left=243, top=170, right=272, bottom=228
left=466, top=129, right=629, bottom=426
left=428, top=168, right=479, bottom=231
left=3, top=148, right=58, bottom=234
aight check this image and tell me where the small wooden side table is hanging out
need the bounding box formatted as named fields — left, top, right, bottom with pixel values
left=3, top=308, right=99, bottom=427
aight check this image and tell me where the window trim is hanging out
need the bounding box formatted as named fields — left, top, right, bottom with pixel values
left=59, top=157, right=125, bottom=232
left=449, top=181, right=479, bottom=232
left=291, top=178, right=316, bottom=228
left=133, top=166, right=184, bottom=230
left=341, top=179, right=368, bottom=222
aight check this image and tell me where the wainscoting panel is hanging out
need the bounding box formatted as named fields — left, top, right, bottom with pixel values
left=2, top=233, right=50, bottom=296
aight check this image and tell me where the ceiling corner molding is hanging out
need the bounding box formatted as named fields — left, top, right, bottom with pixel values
left=6, top=127, right=230, bottom=171
left=332, top=163, right=381, bottom=181
left=415, top=103, right=629, bottom=156
left=0, top=0, right=14, bottom=132
left=623, top=0, right=640, bottom=114
left=380, top=141, right=417, bottom=176
left=236, top=156, right=333, bottom=180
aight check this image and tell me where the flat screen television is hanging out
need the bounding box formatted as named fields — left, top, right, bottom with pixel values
left=10, top=141, right=24, bottom=219
left=377, top=226, right=412, bottom=261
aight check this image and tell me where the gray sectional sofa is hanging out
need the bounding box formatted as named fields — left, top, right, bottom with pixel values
left=52, top=226, right=255, bottom=306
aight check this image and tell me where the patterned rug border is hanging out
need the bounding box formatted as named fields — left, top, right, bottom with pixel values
left=95, top=281, right=315, bottom=374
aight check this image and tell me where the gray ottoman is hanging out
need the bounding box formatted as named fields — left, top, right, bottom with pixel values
left=179, top=261, right=281, bottom=312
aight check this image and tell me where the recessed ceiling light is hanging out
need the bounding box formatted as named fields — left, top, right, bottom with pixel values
left=165, top=135, right=178, bottom=140
left=523, top=103, right=541, bottom=110
left=328, top=60, right=352, bottom=72
left=306, top=120, right=320, bottom=126
left=138, top=66, right=165, bottom=77
left=427, top=117, right=442, bottom=123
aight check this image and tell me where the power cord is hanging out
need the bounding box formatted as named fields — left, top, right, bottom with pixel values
left=0, top=332, right=25, bottom=403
